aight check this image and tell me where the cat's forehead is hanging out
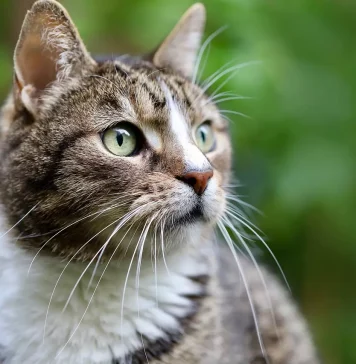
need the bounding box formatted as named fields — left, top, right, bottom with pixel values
left=87, top=60, right=222, bottom=130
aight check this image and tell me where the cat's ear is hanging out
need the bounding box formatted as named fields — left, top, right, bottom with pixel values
left=14, top=0, right=95, bottom=114
left=152, top=3, right=206, bottom=79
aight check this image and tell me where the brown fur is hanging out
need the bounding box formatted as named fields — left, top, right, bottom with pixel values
left=0, top=1, right=319, bottom=363
left=1, top=59, right=229, bottom=260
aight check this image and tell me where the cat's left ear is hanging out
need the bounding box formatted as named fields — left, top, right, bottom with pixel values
left=14, top=0, right=96, bottom=114
left=152, top=3, right=206, bottom=79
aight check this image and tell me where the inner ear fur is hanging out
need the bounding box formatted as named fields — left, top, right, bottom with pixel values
left=14, top=0, right=95, bottom=112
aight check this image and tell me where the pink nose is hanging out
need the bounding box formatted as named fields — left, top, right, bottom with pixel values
left=178, top=170, right=214, bottom=195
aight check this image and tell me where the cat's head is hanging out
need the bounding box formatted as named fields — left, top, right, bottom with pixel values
left=0, top=0, right=231, bottom=260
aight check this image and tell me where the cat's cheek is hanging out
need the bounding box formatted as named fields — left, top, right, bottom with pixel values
left=208, top=132, right=232, bottom=176
left=202, top=178, right=226, bottom=222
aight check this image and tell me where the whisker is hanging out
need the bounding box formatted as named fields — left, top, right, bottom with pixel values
left=225, top=194, right=262, bottom=215
left=42, top=214, right=131, bottom=343
left=62, top=206, right=144, bottom=313
left=0, top=203, right=39, bottom=238
left=12, top=230, right=61, bottom=240
left=214, top=96, right=253, bottom=104
left=120, top=218, right=150, bottom=339
left=140, top=334, right=150, bottom=364
left=135, top=215, right=155, bottom=290
left=199, top=61, right=261, bottom=99
left=222, top=215, right=280, bottom=342
left=207, top=90, right=236, bottom=103
left=224, top=209, right=290, bottom=292
left=219, top=109, right=251, bottom=119
left=202, top=94, right=251, bottom=108
left=221, top=115, right=233, bottom=123
left=87, top=207, right=139, bottom=290
left=135, top=215, right=156, bottom=345
left=28, top=202, right=127, bottom=274
left=217, top=221, right=269, bottom=363
left=56, top=226, right=139, bottom=360
left=196, top=44, right=210, bottom=85
left=153, top=219, right=159, bottom=307
left=208, top=68, right=245, bottom=104
left=201, top=59, right=237, bottom=90
left=192, top=25, right=228, bottom=84
left=160, top=215, right=171, bottom=275
left=225, top=205, right=262, bottom=233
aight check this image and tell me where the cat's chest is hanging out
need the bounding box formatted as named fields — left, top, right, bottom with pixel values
left=0, top=241, right=213, bottom=364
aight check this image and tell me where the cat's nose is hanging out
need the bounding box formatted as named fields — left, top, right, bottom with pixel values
left=178, top=170, right=214, bottom=195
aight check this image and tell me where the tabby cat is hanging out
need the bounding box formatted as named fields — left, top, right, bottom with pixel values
left=0, top=1, right=320, bottom=363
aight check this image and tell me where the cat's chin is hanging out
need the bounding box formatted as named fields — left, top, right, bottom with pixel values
left=165, top=204, right=218, bottom=230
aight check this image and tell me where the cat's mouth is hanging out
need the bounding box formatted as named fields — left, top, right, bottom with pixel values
left=166, top=203, right=207, bottom=229
left=161, top=183, right=223, bottom=230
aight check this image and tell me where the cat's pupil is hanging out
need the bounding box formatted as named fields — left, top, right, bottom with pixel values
left=201, top=130, right=206, bottom=143
left=116, top=132, right=124, bottom=146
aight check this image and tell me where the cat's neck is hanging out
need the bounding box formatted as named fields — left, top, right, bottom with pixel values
left=0, top=223, right=213, bottom=364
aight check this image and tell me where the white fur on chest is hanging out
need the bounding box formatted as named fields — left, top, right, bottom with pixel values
left=0, top=233, right=209, bottom=364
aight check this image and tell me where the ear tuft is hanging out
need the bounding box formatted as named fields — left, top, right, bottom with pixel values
left=153, top=3, right=206, bottom=79
left=14, top=0, right=95, bottom=112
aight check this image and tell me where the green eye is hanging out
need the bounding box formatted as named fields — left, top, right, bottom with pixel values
left=102, top=124, right=138, bottom=156
left=195, top=122, right=215, bottom=153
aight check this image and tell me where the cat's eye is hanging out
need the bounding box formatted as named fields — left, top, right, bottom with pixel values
left=102, top=124, right=139, bottom=156
left=195, top=122, right=216, bottom=153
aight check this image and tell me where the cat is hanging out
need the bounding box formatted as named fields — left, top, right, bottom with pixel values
left=0, top=1, right=320, bottom=363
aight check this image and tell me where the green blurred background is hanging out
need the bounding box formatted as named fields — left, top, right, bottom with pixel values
left=1, top=0, right=355, bottom=362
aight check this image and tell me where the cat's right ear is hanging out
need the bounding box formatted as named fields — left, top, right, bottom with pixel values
left=14, top=0, right=95, bottom=115
left=152, top=3, right=206, bottom=79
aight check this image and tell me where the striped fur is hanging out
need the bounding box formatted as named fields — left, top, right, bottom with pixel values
left=0, top=1, right=319, bottom=363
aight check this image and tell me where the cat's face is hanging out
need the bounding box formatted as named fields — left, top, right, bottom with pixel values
left=0, top=1, right=231, bottom=260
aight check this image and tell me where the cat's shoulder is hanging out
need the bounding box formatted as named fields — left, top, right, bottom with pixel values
left=215, top=244, right=321, bottom=364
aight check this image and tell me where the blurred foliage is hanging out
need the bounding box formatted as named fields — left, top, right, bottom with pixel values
left=1, top=0, right=355, bottom=363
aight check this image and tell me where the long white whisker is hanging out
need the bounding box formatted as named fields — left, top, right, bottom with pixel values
left=196, top=44, right=210, bottom=85
left=120, top=218, right=150, bottom=338
left=87, top=206, right=140, bottom=290
left=55, top=212, right=139, bottom=360
left=201, top=59, right=237, bottom=90
left=160, top=215, right=171, bottom=275
left=42, top=214, right=128, bottom=343
left=62, top=206, right=143, bottom=313
left=208, top=68, right=242, bottom=102
left=0, top=203, right=39, bottom=238
left=222, top=215, right=280, bottom=342
left=207, top=90, right=236, bottom=103
left=28, top=202, right=126, bottom=274
left=225, top=205, right=262, bottom=233
left=202, top=95, right=251, bottom=108
left=219, top=109, right=251, bottom=119
left=135, top=215, right=155, bottom=349
left=224, top=209, right=290, bottom=292
left=153, top=220, right=159, bottom=307
left=225, top=194, right=262, bottom=215
left=218, top=221, right=269, bottom=363
left=135, top=216, right=155, bottom=290
left=192, top=25, right=228, bottom=84
left=199, top=61, right=260, bottom=98
left=215, top=96, right=252, bottom=104
left=222, top=115, right=233, bottom=123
